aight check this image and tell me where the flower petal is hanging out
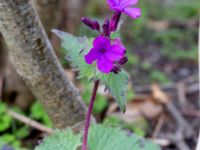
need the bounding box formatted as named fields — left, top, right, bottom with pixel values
left=111, top=44, right=126, bottom=54
left=97, top=55, right=113, bottom=74
left=107, top=0, right=117, bottom=9
left=120, top=0, right=138, bottom=8
left=113, top=38, right=126, bottom=51
left=123, top=7, right=141, bottom=19
left=93, top=36, right=110, bottom=49
left=84, top=48, right=99, bottom=64
left=105, top=45, right=125, bottom=61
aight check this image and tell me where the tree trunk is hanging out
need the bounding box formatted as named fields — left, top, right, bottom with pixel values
left=60, top=0, right=87, bottom=33
left=32, top=0, right=62, bottom=37
left=0, top=34, right=7, bottom=98
left=0, top=31, right=35, bottom=109
left=0, top=0, right=86, bottom=128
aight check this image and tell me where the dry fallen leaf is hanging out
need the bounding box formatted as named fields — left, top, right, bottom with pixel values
left=151, top=84, right=170, bottom=104
left=106, top=95, right=163, bottom=123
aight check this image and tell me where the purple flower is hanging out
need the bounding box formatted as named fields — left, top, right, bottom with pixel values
left=84, top=36, right=126, bottom=74
left=107, top=0, right=141, bottom=19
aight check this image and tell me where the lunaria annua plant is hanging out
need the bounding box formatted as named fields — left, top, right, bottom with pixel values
left=81, top=0, right=140, bottom=149
left=36, top=1, right=160, bottom=150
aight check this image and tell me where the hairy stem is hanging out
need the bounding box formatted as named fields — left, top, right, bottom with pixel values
left=82, top=80, right=99, bottom=150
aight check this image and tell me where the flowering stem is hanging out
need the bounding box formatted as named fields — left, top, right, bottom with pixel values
left=82, top=80, right=99, bottom=150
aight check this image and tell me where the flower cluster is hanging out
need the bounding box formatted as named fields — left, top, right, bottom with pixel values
left=82, top=0, right=141, bottom=74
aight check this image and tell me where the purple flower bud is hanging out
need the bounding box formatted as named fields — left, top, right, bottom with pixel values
left=119, top=56, right=128, bottom=65
left=93, top=21, right=100, bottom=31
left=112, top=65, right=121, bottom=74
left=102, top=19, right=110, bottom=37
left=81, top=17, right=100, bottom=31
left=110, top=11, right=121, bottom=32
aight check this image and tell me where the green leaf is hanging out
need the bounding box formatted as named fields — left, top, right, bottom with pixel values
left=88, top=124, right=160, bottom=150
left=30, top=101, right=53, bottom=127
left=52, top=30, right=129, bottom=111
left=52, top=29, right=97, bottom=80
left=35, top=129, right=81, bottom=150
left=0, top=138, right=6, bottom=149
left=0, top=103, right=12, bottom=132
left=100, top=70, right=129, bottom=112
left=35, top=125, right=160, bottom=150
left=15, top=126, right=29, bottom=139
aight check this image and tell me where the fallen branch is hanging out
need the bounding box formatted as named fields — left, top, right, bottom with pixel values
left=159, top=131, right=191, bottom=150
left=196, top=131, right=200, bottom=150
left=134, top=75, right=198, bottom=94
left=164, top=102, right=194, bottom=138
left=150, top=138, right=171, bottom=147
left=7, top=109, right=53, bottom=134
left=152, top=115, right=165, bottom=139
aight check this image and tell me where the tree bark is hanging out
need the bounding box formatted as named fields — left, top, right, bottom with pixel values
left=0, top=0, right=86, bottom=128
left=0, top=34, right=7, bottom=74
left=32, top=0, right=62, bottom=37
left=0, top=34, right=7, bottom=98
left=60, top=0, right=87, bottom=33
left=0, top=31, right=35, bottom=109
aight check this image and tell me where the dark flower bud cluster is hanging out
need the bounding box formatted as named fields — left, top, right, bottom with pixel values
left=81, top=17, right=100, bottom=31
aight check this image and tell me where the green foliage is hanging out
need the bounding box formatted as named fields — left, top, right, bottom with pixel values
left=126, top=52, right=139, bottom=65
left=30, top=101, right=53, bottom=127
left=0, top=139, right=6, bottom=148
left=0, top=103, right=12, bottom=132
left=106, top=116, right=147, bottom=137
left=1, top=134, right=21, bottom=148
left=100, top=71, right=129, bottom=112
left=53, top=30, right=129, bottom=112
left=0, top=103, right=32, bottom=149
left=15, top=126, right=29, bottom=139
left=150, top=70, right=170, bottom=83
left=103, top=116, right=147, bottom=137
left=88, top=124, right=159, bottom=150
left=52, top=29, right=96, bottom=80
left=0, top=138, right=15, bottom=150
left=164, top=0, right=200, bottom=20
left=35, top=124, right=160, bottom=150
left=35, top=129, right=82, bottom=150
left=162, top=47, right=198, bottom=60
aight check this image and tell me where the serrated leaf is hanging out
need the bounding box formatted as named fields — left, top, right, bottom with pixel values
left=35, top=125, right=160, bottom=150
left=52, top=29, right=97, bottom=80
left=88, top=124, right=160, bottom=150
left=100, top=70, right=129, bottom=112
left=52, top=30, right=128, bottom=112
left=35, top=129, right=81, bottom=150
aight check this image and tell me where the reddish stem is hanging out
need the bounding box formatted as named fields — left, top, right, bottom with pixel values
left=82, top=80, right=99, bottom=150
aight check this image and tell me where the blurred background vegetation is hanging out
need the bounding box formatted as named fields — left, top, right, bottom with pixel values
left=0, top=0, right=199, bottom=149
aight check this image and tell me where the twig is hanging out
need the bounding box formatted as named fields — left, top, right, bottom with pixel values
left=7, top=109, right=53, bottom=134
left=182, top=109, right=200, bottom=118
left=150, top=138, right=171, bottom=147
left=196, top=131, right=200, bottom=150
left=134, top=75, right=198, bottom=94
left=176, top=82, right=187, bottom=108
left=152, top=115, right=165, bottom=139
left=164, top=102, right=194, bottom=138
left=159, top=102, right=194, bottom=150
left=159, top=131, right=191, bottom=150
